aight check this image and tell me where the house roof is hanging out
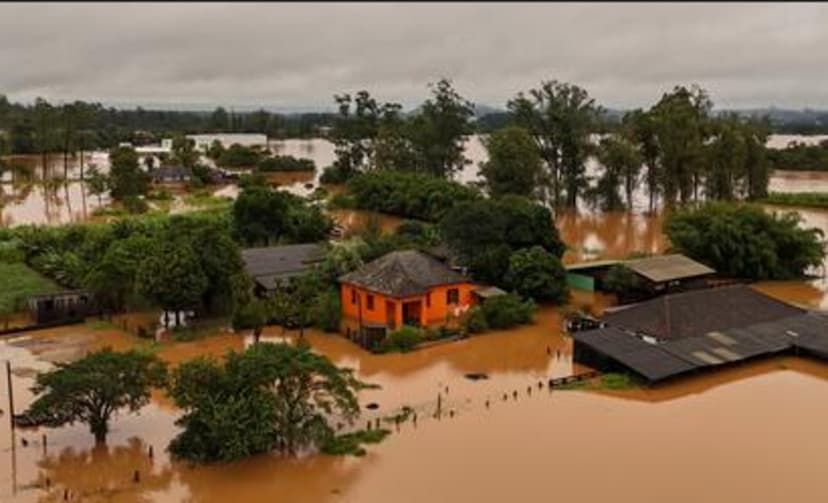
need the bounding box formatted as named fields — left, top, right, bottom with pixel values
left=241, top=244, right=326, bottom=290
left=573, top=312, right=828, bottom=382
left=340, top=249, right=469, bottom=297
left=624, top=254, right=714, bottom=283
left=602, top=284, right=804, bottom=341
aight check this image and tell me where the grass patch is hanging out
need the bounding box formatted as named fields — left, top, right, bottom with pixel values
left=320, top=428, right=391, bottom=457
left=0, top=263, right=59, bottom=324
left=182, top=192, right=232, bottom=209
left=763, top=192, right=828, bottom=208
left=556, top=373, right=641, bottom=391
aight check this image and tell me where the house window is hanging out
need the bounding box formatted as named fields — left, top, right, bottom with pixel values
left=446, top=288, right=460, bottom=305
left=351, top=289, right=358, bottom=305
left=426, top=293, right=431, bottom=307
left=366, top=294, right=375, bottom=311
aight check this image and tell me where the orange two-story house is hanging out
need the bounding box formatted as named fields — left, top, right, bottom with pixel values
left=339, top=250, right=476, bottom=344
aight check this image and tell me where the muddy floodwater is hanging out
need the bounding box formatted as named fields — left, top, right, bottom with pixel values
left=4, top=134, right=828, bottom=501
left=5, top=133, right=828, bottom=227
left=4, top=202, right=828, bottom=501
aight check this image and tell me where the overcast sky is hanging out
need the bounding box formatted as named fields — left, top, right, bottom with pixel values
left=1, top=2, right=827, bottom=111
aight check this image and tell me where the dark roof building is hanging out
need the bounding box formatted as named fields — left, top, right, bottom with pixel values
left=339, top=249, right=468, bottom=298
left=242, top=244, right=326, bottom=292
left=603, top=284, right=803, bottom=340
left=572, top=285, right=828, bottom=383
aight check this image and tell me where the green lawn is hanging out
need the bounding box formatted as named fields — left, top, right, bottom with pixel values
left=0, top=262, right=60, bottom=323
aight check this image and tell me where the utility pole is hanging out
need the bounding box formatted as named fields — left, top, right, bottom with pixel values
left=6, top=361, right=14, bottom=433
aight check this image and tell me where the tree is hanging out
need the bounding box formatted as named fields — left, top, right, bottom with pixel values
left=209, top=107, right=230, bottom=131
left=440, top=196, right=566, bottom=285
left=167, top=342, right=363, bottom=462
left=650, top=85, right=711, bottom=205
left=595, top=133, right=642, bottom=210
left=85, top=166, right=109, bottom=206
left=171, top=135, right=199, bottom=169
left=509, top=80, right=601, bottom=207
left=407, top=78, right=474, bottom=178
left=108, top=145, right=149, bottom=200
left=329, top=90, right=385, bottom=178
left=233, top=186, right=291, bottom=246
left=504, top=246, right=568, bottom=302
left=33, top=98, right=56, bottom=179
left=704, top=114, right=747, bottom=201
left=84, top=234, right=153, bottom=314
left=137, top=240, right=208, bottom=327
left=665, top=203, right=825, bottom=280
left=26, top=348, right=167, bottom=444
left=233, top=298, right=270, bottom=344
left=623, top=109, right=660, bottom=212
left=479, top=126, right=543, bottom=198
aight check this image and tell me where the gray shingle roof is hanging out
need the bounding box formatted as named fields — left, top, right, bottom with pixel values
left=339, top=249, right=468, bottom=297
left=242, top=244, right=326, bottom=290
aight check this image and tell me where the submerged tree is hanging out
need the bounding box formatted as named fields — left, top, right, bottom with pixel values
left=167, top=342, right=364, bottom=462
left=665, top=202, right=825, bottom=280
left=26, top=348, right=167, bottom=444
left=479, top=126, right=543, bottom=199
left=407, top=78, right=474, bottom=178
left=108, top=145, right=149, bottom=200
left=509, top=80, right=601, bottom=208
left=595, top=133, right=642, bottom=210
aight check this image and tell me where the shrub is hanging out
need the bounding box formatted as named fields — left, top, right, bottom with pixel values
left=479, top=293, right=535, bottom=330
left=504, top=246, right=568, bottom=302
left=463, top=306, right=489, bottom=334
left=218, top=144, right=262, bottom=168
left=379, top=325, right=421, bottom=353
left=320, top=165, right=353, bottom=184
left=346, top=171, right=480, bottom=222
left=314, top=288, right=342, bottom=333
left=257, top=155, right=315, bottom=172
left=320, top=428, right=391, bottom=457
left=122, top=195, right=149, bottom=215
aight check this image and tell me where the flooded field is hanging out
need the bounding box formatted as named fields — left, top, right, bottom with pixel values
left=3, top=134, right=828, bottom=227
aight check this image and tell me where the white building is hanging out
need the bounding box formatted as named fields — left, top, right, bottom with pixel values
left=186, top=133, right=268, bottom=152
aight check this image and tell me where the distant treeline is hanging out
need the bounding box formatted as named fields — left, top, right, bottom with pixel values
left=767, top=140, right=828, bottom=171
left=0, top=94, right=335, bottom=155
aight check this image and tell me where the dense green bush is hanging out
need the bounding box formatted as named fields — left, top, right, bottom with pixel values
left=463, top=306, right=489, bottom=334
left=218, top=144, right=262, bottom=168
left=346, top=171, right=480, bottom=222
left=479, top=293, right=535, bottom=330
left=440, top=196, right=566, bottom=286
left=504, top=246, right=568, bottom=302
left=313, top=288, right=342, bottom=333
left=257, top=155, right=315, bottom=172
left=665, top=202, right=824, bottom=280
left=319, top=164, right=352, bottom=185
left=378, top=325, right=421, bottom=353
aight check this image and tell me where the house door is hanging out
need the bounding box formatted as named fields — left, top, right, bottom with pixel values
left=386, top=301, right=397, bottom=330
left=402, top=301, right=422, bottom=327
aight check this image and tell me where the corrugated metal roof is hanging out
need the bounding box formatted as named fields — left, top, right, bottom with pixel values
left=625, top=254, right=714, bottom=283
left=573, top=327, right=697, bottom=382
left=603, top=284, right=804, bottom=340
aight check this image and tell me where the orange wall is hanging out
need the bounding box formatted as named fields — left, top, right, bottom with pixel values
left=340, top=282, right=476, bottom=329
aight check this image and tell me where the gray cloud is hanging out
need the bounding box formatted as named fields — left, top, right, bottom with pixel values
left=1, top=2, right=827, bottom=110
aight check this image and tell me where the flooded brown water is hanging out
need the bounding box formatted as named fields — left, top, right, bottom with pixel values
left=4, top=135, right=828, bottom=501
